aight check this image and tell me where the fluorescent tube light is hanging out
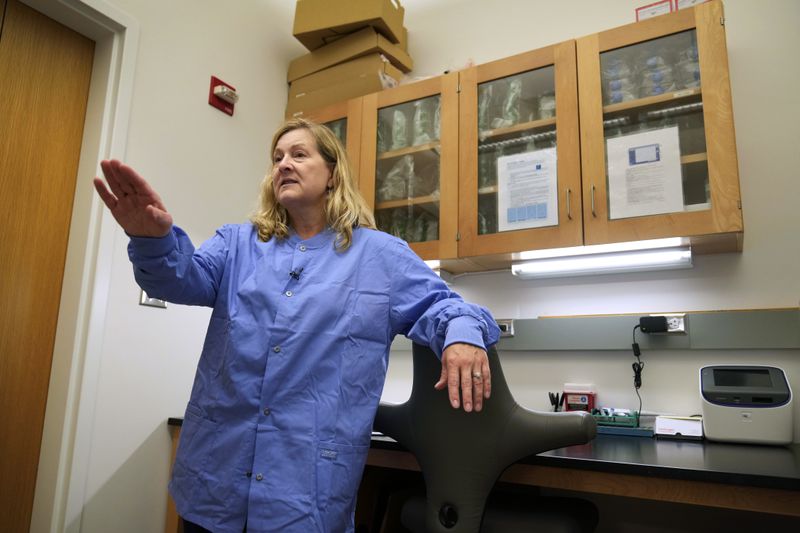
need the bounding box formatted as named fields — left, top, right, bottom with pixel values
left=514, top=237, right=686, bottom=261
left=511, top=246, right=692, bottom=279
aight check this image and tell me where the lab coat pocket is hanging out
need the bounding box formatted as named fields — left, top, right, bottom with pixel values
left=316, top=441, right=370, bottom=529
left=172, top=404, right=219, bottom=481
left=351, top=290, right=390, bottom=346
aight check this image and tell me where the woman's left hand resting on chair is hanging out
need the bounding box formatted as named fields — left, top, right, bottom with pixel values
left=436, top=342, right=491, bottom=412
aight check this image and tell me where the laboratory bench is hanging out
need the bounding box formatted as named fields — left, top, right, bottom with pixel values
left=368, top=432, right=800, bottom=516
left=165, top=417, right=800, bottom=533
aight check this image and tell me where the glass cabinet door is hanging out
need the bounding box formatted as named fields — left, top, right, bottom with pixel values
left=325, top=117, right=347, bottom=145
left=476, top=67, right=557, bottom=236
left=374, top=94, right=441, bottom=243
left=601, top=30, right=708, bottom=216
left=458, top=42, right=582, bottom=260
left=578, top=0, right=742, bottom=250
left=302, top=98, right=364, bottom=189
left=360, top=74, right=459, bottom=260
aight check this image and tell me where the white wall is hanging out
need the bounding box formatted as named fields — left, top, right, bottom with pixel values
left=383, top=0, right=800, bottom=442
left=40, top=1, right=799, bottom=532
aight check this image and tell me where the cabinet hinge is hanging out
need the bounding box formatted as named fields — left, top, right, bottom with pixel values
left=457, top=82, right=462, bottom=93
left=720, top=16, right=725, bottom=26
left=456, top=232, right=461, bottom=241
left=737, top=200, right=742, bottom=209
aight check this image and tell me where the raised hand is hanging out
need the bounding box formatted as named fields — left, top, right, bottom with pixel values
left=93, top=159, right=173, bottom=237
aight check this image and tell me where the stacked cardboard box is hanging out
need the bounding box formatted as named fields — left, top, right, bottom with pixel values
left=287, top=0, right=412, bottom=117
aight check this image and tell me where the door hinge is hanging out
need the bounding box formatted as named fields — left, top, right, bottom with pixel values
left=457, top=82, right=462, bottom=93
left=456, top=232, right=461, bottom=241
left=720, top=16, right=725, bottom=26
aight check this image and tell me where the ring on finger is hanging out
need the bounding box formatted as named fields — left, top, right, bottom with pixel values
left=472, top=372, right=482, bottom=380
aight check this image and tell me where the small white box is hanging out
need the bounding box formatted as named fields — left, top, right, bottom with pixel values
left=655, top=415, right=703, bottom=439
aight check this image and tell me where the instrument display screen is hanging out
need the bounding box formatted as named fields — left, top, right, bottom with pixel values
left=713, top=368, right=772, bottom=388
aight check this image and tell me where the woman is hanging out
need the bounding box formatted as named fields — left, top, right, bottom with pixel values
left=93, top=118, right=500, bottom=533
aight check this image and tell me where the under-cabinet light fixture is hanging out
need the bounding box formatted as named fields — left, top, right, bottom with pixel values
left=511, top=238, right=692, bottom=279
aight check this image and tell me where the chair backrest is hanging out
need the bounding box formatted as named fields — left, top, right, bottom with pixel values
left=374, top=343, right=597, bottom=533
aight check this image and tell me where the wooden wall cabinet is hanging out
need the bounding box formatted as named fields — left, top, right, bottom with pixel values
left=456, top=41, right=583, bottom=271
left=304, top=0, right=742, bottom=271
left=577, top=0, right=742, bottom=252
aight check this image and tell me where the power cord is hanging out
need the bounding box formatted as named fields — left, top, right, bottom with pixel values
left=631, top=325, right=644, bottom=418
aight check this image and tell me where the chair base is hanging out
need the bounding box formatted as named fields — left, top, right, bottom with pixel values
left=400, top=492, right=598, bottom=533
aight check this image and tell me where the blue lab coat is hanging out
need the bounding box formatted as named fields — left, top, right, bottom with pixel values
left=128, top=224, right=499, bottom=532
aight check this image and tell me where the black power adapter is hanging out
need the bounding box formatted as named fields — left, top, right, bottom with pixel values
left=638, top=316, right=668, bottom=333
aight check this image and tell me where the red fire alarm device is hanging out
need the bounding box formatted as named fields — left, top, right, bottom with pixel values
left=209, top=76, right=238, bottom=116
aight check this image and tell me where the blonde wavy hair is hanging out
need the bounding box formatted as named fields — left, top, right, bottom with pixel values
left=251, top=118, right=376, bottom=251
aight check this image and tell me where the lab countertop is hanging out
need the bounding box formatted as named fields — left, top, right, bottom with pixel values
left=167, top=418, right=800, bottom=491
left=370, top=432, right=800, bottom=491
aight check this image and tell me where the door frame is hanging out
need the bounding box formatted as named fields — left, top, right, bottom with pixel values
left=19, top=1, right=138, bottom=531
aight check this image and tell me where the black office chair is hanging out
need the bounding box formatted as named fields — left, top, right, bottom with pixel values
left=374, top=343, right=598, bottom=533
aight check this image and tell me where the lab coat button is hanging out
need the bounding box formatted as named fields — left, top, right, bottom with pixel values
left=273, top=345, right=281, bottom=353
left=285, top=290, right=293, bottom=297
left=299, top=245, right=307, bottom=252
left=255, top=473, right=263, bottom=481
left=263, top=407, right=271, bottom=416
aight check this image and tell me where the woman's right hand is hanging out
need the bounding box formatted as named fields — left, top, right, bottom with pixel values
left=93, top=159, right=173, bottom=238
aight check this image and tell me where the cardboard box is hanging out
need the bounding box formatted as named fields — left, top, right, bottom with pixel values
left=286, top=75, right=394, bottom=117
left=286, top=56, right=401, bottom=117
left=290, top=53, right=403, bottom=95
left=396, top=25, right=408, bottom=52
left=325, top=22, right=407, bottom=51
left=288, top=26, right=412, bottom=83
left=293, top=0, right=405, bottom=51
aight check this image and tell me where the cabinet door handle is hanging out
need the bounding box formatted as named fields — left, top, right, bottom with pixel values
left=591, top=185, right=597, bottom=218
left=566, top=188, right=572, bottom=220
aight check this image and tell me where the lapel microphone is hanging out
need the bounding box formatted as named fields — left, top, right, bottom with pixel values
left=289, top=267, right=304, bottom=281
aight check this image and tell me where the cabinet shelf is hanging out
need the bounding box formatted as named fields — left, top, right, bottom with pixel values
left=375, top=194, right=439, bottom=210
left=377, top=141, right=440, bottom=161
left=681, top=152, right=707, bottom=165
left=603, top=87, right=702, bottom=115
left=479, top=117, right=557, bottom=141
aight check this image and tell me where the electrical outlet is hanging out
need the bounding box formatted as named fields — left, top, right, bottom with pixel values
left=496, top=319, right=515, bottom=337
left=140, top=289, right=167, bottom=309
left=651, top=313, right=687, bottom=334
